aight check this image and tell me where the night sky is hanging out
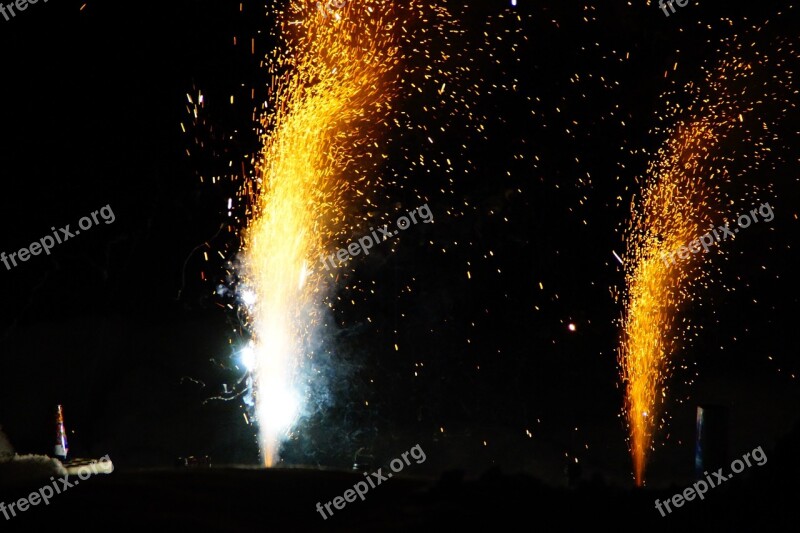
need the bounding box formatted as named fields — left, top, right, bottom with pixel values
left=1, top=0, right=799, bottom=502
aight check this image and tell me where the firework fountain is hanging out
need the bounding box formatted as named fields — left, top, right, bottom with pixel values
left=619, top=40, right=795, bottom=485
left=236, top=0, right=454, bottom=466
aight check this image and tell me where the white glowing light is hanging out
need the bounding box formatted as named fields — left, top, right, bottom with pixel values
left=240, top=344, right=256, bottom=371
left=258, top=379, right=300, bottom=434
left=241, top=289, right=257, bottom=306
left=249, top=321, right=304, bottom=466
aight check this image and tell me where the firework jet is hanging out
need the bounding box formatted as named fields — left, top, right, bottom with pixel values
left=238, top=0, right=420, bottom=466
left=619, top=42, right=794, bottom=485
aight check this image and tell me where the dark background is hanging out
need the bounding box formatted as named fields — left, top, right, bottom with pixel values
left=1, top=0, right=798, bottom=493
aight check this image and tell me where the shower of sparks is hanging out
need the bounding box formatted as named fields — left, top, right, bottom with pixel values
left=239, top=0, right=405, bottom=467
left=179, top=0, right=525, bottom=465
left=618, top=37, right=796, bottom=486
left=236, top=0, right=468, bottom=466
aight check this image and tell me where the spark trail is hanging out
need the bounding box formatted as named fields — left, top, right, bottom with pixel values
left=238, top=0, right=453, bottom=466
left=618, top=39, right=795, bottom=485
